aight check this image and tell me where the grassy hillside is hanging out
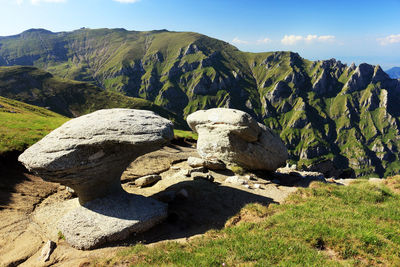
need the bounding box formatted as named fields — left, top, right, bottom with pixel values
left=0, top=96, right=68, bottom=154
left=96, top=177, right=400, bottom=266
left=1, top=29, right=400, bottom=177
left=0, top=66, right=187, bottom=129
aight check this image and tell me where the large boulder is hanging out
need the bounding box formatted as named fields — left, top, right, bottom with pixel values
left=187, top=108, right=288, bottom=171
left=19, top=108, right=173, bottom=204
left=19, top=108, right=173, bottom=249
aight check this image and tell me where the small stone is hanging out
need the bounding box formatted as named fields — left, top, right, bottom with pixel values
left=204, top=159, right=226, bottom=170
left=66, top=186, right=75, bottom=193
left=187, top=156, right=205, bottom=167
left=191, top=172, right=214, bottom=182
left=179, top=169, right=191, bottom=177
left=243, top=184, right=250, bottom=189
left=225, top=176, right=247, bottom=185
left=134, top=174, right=161, bottom=187
left=249, top=174, right=258, bottom=181
left=253, top=183, right=261, bottom=189
left=38, top=240, right=56, bottom=262
left=189, top=166, right=206, bottom=173
left=173, top=169, right=191, bottom=179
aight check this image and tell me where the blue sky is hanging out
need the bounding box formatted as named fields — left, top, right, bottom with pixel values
left=1, top=0, right=400, bottom=69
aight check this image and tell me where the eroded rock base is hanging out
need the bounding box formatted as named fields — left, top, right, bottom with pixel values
left=35, top=192, right=167, bottom=250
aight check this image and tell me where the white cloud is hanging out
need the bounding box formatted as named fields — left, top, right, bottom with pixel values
left=378, top=34, right=400, bottom=45
left=113, top=0, right=141, bottom=3
left=281, top=34, right=335, bottom=45
left=231, top=37, right=249, bottom=45
left=231, top=37, right=272, bottom=45
left=318, top=35, right=335, bottom=42
left=281, top=35, right=303, bottom=45
left=256, top=37, right=272, bottom=44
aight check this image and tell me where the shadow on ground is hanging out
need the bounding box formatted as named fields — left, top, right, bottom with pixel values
left=103, top=179, right=276, bottom=247
left=0, top=151, right=28, bottom=209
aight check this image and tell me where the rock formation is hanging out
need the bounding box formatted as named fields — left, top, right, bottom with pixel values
left=187, top=108, right=288, bottom=171
left=19, top=108, right=174, bottom=249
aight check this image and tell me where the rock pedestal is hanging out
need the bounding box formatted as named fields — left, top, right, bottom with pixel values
left=19, top=109, right=173, bottom=249
left=187, top=108, right=288, bottom=171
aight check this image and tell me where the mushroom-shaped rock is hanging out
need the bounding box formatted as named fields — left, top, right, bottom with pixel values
left=19, top=108, right=173, bottom=204
left=187, top=108, right=288, bottom=171
left=19, top=109, right=173, bottom=249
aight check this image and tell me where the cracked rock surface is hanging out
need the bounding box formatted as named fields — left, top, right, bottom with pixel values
left=18, top=108, right=173, bottom=250
left=187, top=108, right=288, bottom=171
left=18, top=108, right=174, bottom=204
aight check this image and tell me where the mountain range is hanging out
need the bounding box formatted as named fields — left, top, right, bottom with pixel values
left=386, top=67, right=400, bottom=79
left=1, top=28, right=400, bottom=178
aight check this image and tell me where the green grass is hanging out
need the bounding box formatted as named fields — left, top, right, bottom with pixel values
left=97, top=177, right=400, bottom=266
left=0, top=66, right=188, bottom=129
left=0, top=96, right=68, bottom=154
left=173, top=129, right=197, bottom=140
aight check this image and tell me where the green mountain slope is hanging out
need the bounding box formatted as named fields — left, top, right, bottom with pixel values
left=0, top=96, right=68, bottom=154
left=0, top=65, right=187, bottom=128
left=1, top=28, right=400, bottom=177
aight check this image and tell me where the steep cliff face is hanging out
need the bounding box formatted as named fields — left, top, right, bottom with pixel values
left=1, top=28, right=400, bottom=177
left=254, top=56, right=400, bottom=178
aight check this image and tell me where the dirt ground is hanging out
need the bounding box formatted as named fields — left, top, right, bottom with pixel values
left=0, top=143, right=311, bottom=267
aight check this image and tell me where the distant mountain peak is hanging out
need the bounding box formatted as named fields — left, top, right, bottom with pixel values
left=385, top=67, right=400, bottom=79
left=21, top=28, right=54, bottom=34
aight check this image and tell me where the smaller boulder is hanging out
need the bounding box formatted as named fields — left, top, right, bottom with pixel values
left=38, top=240, right=56, bottom=262
left=187, top=156, right=205, bottom=167
left=135, top=174, right=161, bottom=187
left=187, top=156, right=226, bottom=170
left=191, top=172, right=214, bottom=182
left=204, top=159, right=226, bottom=170
left=225, top=176, right=247, bottom=185
left=187, top=108, right=288, bottom=171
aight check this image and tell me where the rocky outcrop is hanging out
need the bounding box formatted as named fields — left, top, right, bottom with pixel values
left=313, top=69, right=337, bottom=95
left=19, top=108, right=173, bottom=204
left=18, top=108, right=174, bottom=249
left=343, top=63, right=375, bottom=93
left=267, top=81, right=292, bottom=104
left=187, top=108, right=288, bottom=171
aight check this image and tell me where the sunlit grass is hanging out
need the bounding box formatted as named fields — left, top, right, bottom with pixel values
left=0, top=96, right=68, bottom=154
left=97, top=178, right=400, bottom=266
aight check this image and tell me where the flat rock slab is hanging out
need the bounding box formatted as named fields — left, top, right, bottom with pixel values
left=34, top=193, right=167, bottom=250
left=59, top=193, right=167, bottom=250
